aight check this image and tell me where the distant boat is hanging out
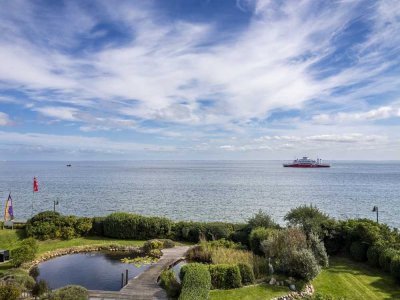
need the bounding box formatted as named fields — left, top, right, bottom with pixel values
left=283, top=157, right=330, bottom=168
left=66, top=164, right=72, bottom=167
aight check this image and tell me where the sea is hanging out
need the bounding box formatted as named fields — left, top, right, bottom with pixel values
left=0, top=160, right=399, bottom=228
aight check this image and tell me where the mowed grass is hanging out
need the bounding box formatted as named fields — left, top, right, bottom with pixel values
left=313, top=256, right=400, bottom=300
left=209, top=283, right=289, bottom=300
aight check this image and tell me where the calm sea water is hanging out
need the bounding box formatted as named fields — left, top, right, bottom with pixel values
left=0, top=161, right=399, bottom=228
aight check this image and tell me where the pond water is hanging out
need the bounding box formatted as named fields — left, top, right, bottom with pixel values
left=36, top=252, right=152, bottom=291
left=171, top=260, right=187, bottom=283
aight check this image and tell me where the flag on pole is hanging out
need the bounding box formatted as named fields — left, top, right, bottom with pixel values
left=33, top=176, right=39, bottom=192
left=4, top=193, right=14, bottom=221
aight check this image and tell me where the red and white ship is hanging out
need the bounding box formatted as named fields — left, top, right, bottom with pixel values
left=283, top=157, right=330, bottom=168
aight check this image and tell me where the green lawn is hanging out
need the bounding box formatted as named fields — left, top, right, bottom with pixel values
left=209, top=283, right=289, bottom=300
left=312, top=256, right=400, bottom=300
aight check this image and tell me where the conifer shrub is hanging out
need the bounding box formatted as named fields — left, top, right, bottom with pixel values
left=179, top=263, right=211, bottom=300
left=238, top=263, right=255, bottom=285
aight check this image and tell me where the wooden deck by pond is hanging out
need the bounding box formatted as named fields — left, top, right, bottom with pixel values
left=89, top=246, right=189, bottom=300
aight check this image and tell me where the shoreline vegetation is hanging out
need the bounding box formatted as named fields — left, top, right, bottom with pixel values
left=0, top=206, right=399, bottom=300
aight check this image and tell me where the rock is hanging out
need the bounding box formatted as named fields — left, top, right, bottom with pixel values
left=289, top=284, right=296, bottom=291
left=269, top=277, right=276, bottom=285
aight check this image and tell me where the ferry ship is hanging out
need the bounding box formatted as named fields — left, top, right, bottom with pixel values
left=283, top=157, right=330, bottom=168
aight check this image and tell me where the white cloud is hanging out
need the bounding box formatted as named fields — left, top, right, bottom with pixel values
left=0, top=112, right=13, bottom=126
left=34, top=106, right=79, bottom=121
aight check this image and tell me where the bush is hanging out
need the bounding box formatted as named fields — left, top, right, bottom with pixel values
left=247, top=210, right=278, bottom=230
left=309, top=233, right=329, bottom=267
left=32, top=280, right=48, bottom=297
left=54, top=285, right=88, bottom=300
left=143, top=239, right=164, bottom=253
left=103, top=212, right=172, bottom=240
left=0, top=284, right=21, bottom=300
left=288, top=249, right=321, bottom=281
left=249, top=227, right=275, bottom=256
left=74, top=217, right=92, bottom=236
left=160, top=269, right=181, bottom=298
left=390, top=255, right=400, bottom=283
left=90, top=217, right=105, bottom=236
left=379, top=248, right=398, bottom=272
left=284, top=205, right=331, bottom=236
left=186, top=245, right=212, bottom=263
left=162, top=239, right=176, bottom=248
left=209, top=264, right=242, bottom=289
left=204, top=223, right=235, bottom=240
left=238, top=263, right=255, bottom=285
left=367, top=245, right=383, bottom=268
left=11, top=238, right=38, bottom=267
left=0, top=268, right=36, bottom=291
left=179, top=263, right=211, bottom=300
left=349, top=241, right=368, bottom=262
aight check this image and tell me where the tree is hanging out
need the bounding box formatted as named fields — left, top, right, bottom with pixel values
left=284, top=205, right=331, bottom=236
left=247, top=210, right=278, bottom=230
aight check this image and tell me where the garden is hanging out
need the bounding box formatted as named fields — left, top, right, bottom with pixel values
left=0, top=206, right=400, bottom=299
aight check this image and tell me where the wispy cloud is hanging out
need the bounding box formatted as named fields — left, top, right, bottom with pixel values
left=0, top=112, right=13, bottom=126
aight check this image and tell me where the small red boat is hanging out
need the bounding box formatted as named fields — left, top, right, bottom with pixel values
left=283, top=157, right=330, bottom=168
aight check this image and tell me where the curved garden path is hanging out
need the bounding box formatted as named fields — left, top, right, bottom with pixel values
left=89, top=246, right=189, bottom=300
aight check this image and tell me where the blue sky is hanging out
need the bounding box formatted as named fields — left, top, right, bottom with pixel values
left=0, top=0, right=400, bottom=160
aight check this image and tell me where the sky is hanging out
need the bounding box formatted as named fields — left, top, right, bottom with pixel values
left=0, top=0, right=400, bottom=160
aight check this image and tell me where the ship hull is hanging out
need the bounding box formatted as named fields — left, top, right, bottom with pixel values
left=283, top=164, right=330, bottom=168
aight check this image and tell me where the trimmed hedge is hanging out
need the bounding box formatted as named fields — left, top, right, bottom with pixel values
left=173, top=221, right=236, bottom=242
left=179, top=263, right=211, bottom=300
left=103, top=212, right=172, bottom=240
left=209, top=264, right=242, bottom=289
left=238, top=263, right=255, bottom=285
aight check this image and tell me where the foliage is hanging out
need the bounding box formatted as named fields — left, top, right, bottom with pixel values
left=160, top=269, right=181, bottom=298
left=26, top=211, right=92, bottom=240
left=0, top=284, right=21, bottom=300
left=349, top=241, right=368, bottom=262
left=379, top=248, right=398, bottom=272
left=367, top=244, right=383, bottom=268
left=143, top=239, right=164, bottom=254
left=103, top=212, right=172, bottom=240
left=249, top=227, right=276, bottom=255
left=284, top=205, right=332, bottom=236
left=53, top=285, right=88, bottom=300
left=186, top=244, right=212, bottom=263
left=32, top=280, right=49, bottom=297
left=247, top=210, right=278, bottom=230
left=209, top=264, right=242, bottom=289
left=390, top=255, right=400, bottom=283
left=121, top=255, right=158, bottom=266
left=90, top=217, right=105, bottom=236
left=173, top=221, right=236, bottom=242
left=237, top=263, right=255, bottom=285
left=309, top=232, right=329, bottom=267
left=288, top=249, right=321, bottom=281
left=179, top=263, right=211, bottom=300
left=0, top=268, right=36, bottom=291
left=11, top=238, right=38, bottom=267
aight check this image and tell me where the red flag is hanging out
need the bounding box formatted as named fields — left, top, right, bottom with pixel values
left=33, top=177, right=39, bottom=192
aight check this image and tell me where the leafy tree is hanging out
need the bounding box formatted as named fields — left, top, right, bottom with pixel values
left=247, top=210, right=278, bottom=230
left=284, top=205, right=331, bottom=236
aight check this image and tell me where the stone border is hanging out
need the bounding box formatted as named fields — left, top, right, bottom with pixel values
left=23, top=244, right=142, bottom=271
left=271, top=283, right=314, bottom=300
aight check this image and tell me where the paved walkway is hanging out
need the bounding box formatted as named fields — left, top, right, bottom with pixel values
left=89, top=246, right=189, bottom=300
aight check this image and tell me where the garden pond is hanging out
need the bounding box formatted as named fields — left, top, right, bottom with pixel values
left=35, top=251, right=154, bottom=291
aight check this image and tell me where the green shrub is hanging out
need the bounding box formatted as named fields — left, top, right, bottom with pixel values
left=367, top=245, right=383, bottom=268
left=143, top=239, right=164, bottom=254
left=54, top=285, right=88, bottom=300
left=247, top=210, right=278, bottom=230
left=0, top=268, right=36, bottom=291
left=238, top=263, right=255, bottom=285
left=160, top=269, right=181, bottom=298
left=288, top=249, right=321, bottom=281
left=103, top=212, right=172, bottom=240
left=0, top=284, right=21, bottom=300
left=390, top=256, right=400, bottom=283
left=379, top=248, right=398, bottom=272
left=90, top=217, right=105, bottom=236
left=349, top=241, right=368, bottom=262
left=11, top=238, right=38, bottom=267
left=161, top=239, right=176, bottom=248
left=179, top=263, right=211, bottom=300
left=249, top=227, right=275, bottom=256
left=173, top=221, right=206, bottom=242
left=309, top=233, right=329, bottom=267
left=32, top=280, right=48, bottom=297
left=209, top=264, right=242, bottom=289
left=204, top=223, right=235, bottom=240
left=75, top=217, right=92, bottom=236
left=186, top=245, right=212, bottom=263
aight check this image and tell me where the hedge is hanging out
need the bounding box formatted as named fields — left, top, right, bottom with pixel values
left=173, top=221, right=236, bottom=242
left=238, top=263, right=255, bottom=285
left=103, top=212, right=172, bottom=240
left=379, top=248, right=398, bottom=272
left=209, top=264, right=242, bottom=289
left=179, top=263, right=211, bottom=300
left=390, top=256, right=400, bottom=283
left=349, top=241, right=368, bottom=262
